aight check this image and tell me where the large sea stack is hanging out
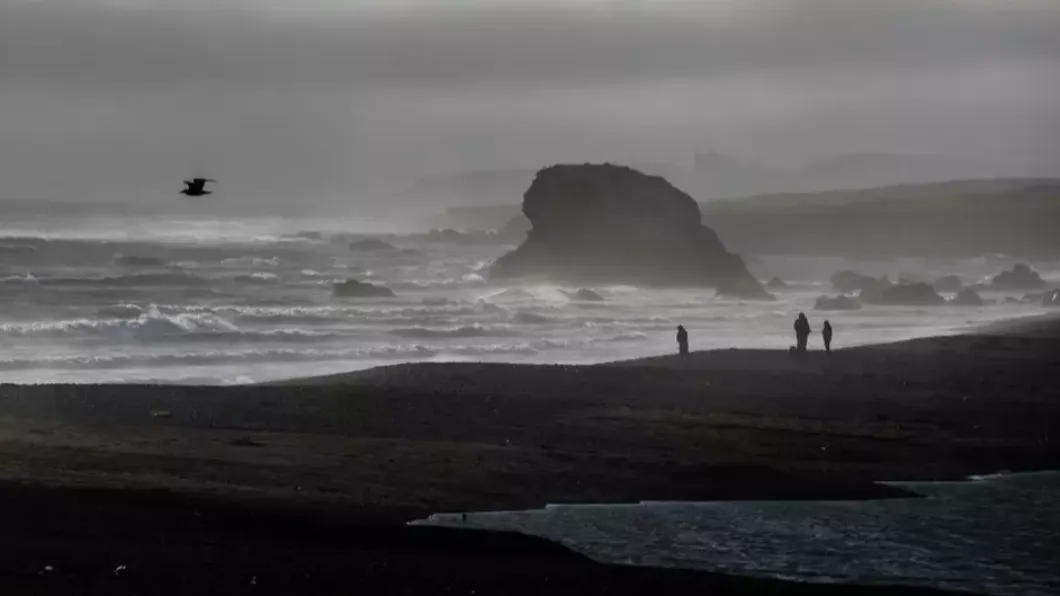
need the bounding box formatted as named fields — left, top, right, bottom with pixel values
left=490, top=164, right=772, bottom=299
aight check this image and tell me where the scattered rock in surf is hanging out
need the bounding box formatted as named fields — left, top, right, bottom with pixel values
left=814, top=295, right=861, bottom=311
left=932, top=275, right=964, bottom=293
left=491, top=164, right=772, bottom=300
left=860, top=282, right=944, bottom=306
left=950, top=287, right=985, bottom=306
left=765, top=276, right=788, bottom=290
left=333, top=279, right=395, bottom=298
left=991, top=263, right=1045, bottom=290
left=831, top=270, right=886, bottom=293
left=514, top=311, right=551, bottom=324
left=348, top=238, right=396, bottom=252
left=230, top=437, right=265, bottom=447
left=564, top=288, right=605, bottom=302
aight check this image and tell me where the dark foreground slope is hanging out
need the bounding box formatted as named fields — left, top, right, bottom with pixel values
left=0, top=483, right=962, bottom=596
left=1, top=316, right=1058, bottom=594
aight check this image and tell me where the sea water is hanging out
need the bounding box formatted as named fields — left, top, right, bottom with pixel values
left=1, top=212, right=1055, bottom=384
left=413, top=472, right=1060, bottom=596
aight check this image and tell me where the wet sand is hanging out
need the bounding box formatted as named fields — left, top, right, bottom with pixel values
left=1, top=314, right=1057, bottom=594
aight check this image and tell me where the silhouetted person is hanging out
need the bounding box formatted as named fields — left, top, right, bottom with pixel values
left=794, top=313, right=811, bottom=353
left=822, top=320, right=833, bottom=353
left=181, top=178, right=216, bottom=197
left=676, top=325, right=689, bottom=361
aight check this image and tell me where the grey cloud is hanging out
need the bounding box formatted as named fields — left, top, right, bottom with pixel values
left=0, top=1, right=1057, bottom=206
left=2, top=1, right=1058, bottom=90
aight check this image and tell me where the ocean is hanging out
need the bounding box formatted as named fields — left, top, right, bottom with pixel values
left=1, top=212, right=1055, bottom=385
left=413, top=472, right=1060, bottom=596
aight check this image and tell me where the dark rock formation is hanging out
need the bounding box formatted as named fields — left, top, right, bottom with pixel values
left=831, top=270, right=885, bottom=293
left=898, top=272, right=923, bottom=285
left=766, top=277, right=789, bottom=290
left=491, top=164, right=772, bottom=300
left=333, top=280, right=395, bottom=298
left=991, top=263, right=1045, bottom=290
left=950, top=287, right=985, bottom=306
left=349, top=238, right=396, bottom=252
left=931, top=275, right=964, bottom=293
left=1005, top=296, right=1021, bottom=304
left=814, top=295, right=862, bottom=311
left=861, top=282, right=945, bottom=306
left=563, top=288, right=605, bottom=302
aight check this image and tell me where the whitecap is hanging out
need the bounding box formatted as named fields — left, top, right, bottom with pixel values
left=390, top=323, right=514, bottom=339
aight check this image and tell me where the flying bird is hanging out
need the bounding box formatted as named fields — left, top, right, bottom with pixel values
left=180, top=178, right=216, bottom=197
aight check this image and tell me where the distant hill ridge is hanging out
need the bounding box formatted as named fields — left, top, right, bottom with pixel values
left=432, top=177, right=1060, bottom=259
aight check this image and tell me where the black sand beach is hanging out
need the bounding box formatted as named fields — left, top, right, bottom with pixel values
left=1, top=314, right=1058, bottom=594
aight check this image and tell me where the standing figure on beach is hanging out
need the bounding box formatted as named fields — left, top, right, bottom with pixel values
left=676, top=325, right=689, bottom=361
left=794, top=313, right=811, bottom=353
left=822, top=320, right=833, bottom=353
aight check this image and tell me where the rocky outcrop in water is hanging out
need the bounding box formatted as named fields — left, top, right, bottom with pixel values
left=861, top=282, right=945, bottom=306
left=814, top=295, right=862, bottom=311
left=563, top=288, right=605, bottom=302
left=333, top=280, right=395, bottom=298
left=950, top=287, right=985, bottom=306
left=349, top=238, right=396, bottom=252
left=491, top=164, right=772, bottom=300
left=766, top=277, right=789, bottom=290
left=991, top=263, right=1046, bottom=290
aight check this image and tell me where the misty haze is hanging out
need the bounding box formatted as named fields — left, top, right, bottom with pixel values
left=1, top=2, right=1058, bottom=596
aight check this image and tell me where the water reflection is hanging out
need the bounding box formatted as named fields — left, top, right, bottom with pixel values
left=413, top=472, right=1060, bottom=596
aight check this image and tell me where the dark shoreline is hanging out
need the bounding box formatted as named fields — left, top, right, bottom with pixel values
left=1, top=314, right=1058, bottom=594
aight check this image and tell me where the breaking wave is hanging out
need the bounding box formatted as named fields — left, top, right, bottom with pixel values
left=390, top=323, right=515, bottom=339
left=0, top=307, right=342, bottom=343
left=1, top=272, right=209, bottom=287
left=0, top=341, right=555, bottom=371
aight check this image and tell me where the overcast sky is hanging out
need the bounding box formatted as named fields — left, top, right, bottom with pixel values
left=1, top=0, right=1058, bottom=207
